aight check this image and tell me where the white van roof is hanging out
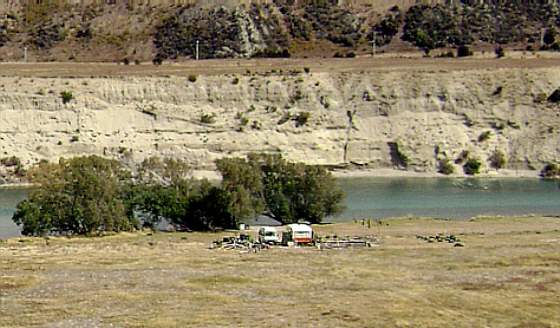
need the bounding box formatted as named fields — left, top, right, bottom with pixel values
left=287, top=224, right=312, bottom=232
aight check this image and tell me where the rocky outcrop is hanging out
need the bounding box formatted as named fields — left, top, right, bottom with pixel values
left=0, top=66, right=559, bottom=175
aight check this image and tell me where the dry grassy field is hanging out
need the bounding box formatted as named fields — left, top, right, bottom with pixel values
left=1, top=216, right=559, bottom=327
left=2, top=55, right=560, bottom=78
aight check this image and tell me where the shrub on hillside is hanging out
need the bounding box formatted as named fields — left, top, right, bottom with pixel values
left=294, top=112, right=310, bottom=127
left=200, top=113, right=216, bottom=124
left=478, top=131, right=492, bottom=142
left=60, top=91, right=73, bottom=104
left=388, top=142, right=409, bottom=169
left=438, top=158, right=455, bottom=175
left=463, top=157, right=481, bottom=175
left=540, top=163, right=560, bottom=179
left=489, top=150, right=507, bottom=169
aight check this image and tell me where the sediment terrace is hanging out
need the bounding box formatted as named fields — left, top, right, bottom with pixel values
left=0, top=57, right=559, bottom=174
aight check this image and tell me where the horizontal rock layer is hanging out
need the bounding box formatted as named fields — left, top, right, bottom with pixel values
left=0, top=67, right=558, bottom=174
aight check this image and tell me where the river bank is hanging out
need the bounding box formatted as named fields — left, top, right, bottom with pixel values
left=330, top=168, right=542, bottom=179
left=1, top=168, right=544, bottom=189
left=188, top=168, right=545, bottom=181
left=2, top=175, right=558, bottom=240
left=1, top=217, right=559, bottom=327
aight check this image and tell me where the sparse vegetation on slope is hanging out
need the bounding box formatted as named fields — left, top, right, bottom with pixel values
left=2, top=1, right=560, bottom=61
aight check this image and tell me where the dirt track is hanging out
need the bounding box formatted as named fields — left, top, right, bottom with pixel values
left=2, top=55, right=560, bottom=77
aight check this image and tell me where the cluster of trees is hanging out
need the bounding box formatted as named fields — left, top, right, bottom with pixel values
left=12, top=154, right=344, bottom=236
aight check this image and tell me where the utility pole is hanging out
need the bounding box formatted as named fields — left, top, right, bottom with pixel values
left=371, top=31, right=377, bottom=57
left=196, top=40, right=199, bottom=61
left=23, top=47, right=27, bottom=62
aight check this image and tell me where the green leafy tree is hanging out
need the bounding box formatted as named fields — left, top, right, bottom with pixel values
left=131, top=156, right=194, bottom=228
left=12, top=156, right=137, bottom=236
left=217, top=154, right=345, bottom=224
left=184, top=181, right=236, bottom=230
left=215, top=157, right=265, bottom=221
left=131, top=156, right=238, bottom=231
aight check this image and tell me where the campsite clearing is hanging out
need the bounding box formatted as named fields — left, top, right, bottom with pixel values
left=1, top=216, right=559, bottom=327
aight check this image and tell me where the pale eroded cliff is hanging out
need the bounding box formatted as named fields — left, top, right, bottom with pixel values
left=0, top=67, right=558, bottom=175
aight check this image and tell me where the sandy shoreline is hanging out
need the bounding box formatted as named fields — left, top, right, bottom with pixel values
left=173, top=168, right=544, bottom=181
left=0, top=169, right=543, bottom=189
left=330, top=168, right=541, bottom=179
left=0, top=182, right=34, bottom=189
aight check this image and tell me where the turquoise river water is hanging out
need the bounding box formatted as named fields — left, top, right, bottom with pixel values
left=0, top=178, right=559, bottom=238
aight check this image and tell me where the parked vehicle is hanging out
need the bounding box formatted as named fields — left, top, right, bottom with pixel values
left=258, top=226, right=281, bottom=244
left=282, top=224, right=313, bottom=245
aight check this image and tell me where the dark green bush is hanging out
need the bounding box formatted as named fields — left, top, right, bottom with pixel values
left=60, top=91, right=73, bottom=104
left=478, top=131, right=492, bottom=142
left=540, top=163, right=560, bottom=179
left=188, top=74, right=197, bottom=83
left=200, top=113, right=216, bottom=124
left=438, top=159, right=454, bottom=175
left=489, top=150, right=507, bottom=169
left=463, top=158, right=481, bottom=175
left=388, top=142, right=409, bottom=168
left=294, top=112, right=310, bottom=127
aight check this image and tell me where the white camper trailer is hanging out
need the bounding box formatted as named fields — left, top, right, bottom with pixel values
left=283, top=224, right=313, bottom=245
